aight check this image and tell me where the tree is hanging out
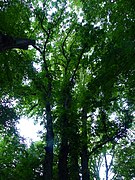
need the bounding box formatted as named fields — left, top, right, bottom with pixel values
left=0, top=0, right=135, bottom=179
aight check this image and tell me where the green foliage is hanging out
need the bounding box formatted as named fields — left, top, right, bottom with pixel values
left=0, top=132, right=44, bottom=180
left=0, top=0, right=31, bottom=37
left=113, top=139, right=135, bottom=180
left=0, top=0, right=135, bottom=179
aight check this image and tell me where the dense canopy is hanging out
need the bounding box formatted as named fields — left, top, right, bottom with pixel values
left=0, top=0, right=135, bottom=179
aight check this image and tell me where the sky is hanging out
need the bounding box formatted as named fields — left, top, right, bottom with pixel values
left=17, top=117, right=43, bottom=145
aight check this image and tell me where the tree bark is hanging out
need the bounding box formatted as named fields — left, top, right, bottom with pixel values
left=58, top=81, right=71, bottom=180
left=69, top=139, right=80, bottom=180
left=58, top=104, right=69, bottom=180
left=43, top=101, right=54, bottom=180
left=81, top=107, right=90, bottom=180
left=58, top=135, right=69, bottom=180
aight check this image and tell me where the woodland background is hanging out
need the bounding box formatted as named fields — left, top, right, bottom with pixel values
left=0, top=0, right=135, bottom=179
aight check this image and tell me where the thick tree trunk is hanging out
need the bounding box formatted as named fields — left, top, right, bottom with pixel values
left=68, top=115, right=80, bottom=180
left=81, top=108, right=90, bottom=180
left=81, top=146, right=89, bottom=180
left=58, top=135, right=69, bottom=180
left=58, top=82, right=71, bottom=180
left=58, top=79, right=80, bottom=180
left=43, top=101, right=54, bottom=180
left=69, top=140, right=80, bottom=180
left=58, top=108, right=69, bottom=180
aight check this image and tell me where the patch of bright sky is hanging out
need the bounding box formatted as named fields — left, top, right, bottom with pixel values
left=33, top=61, right=42, bottom=72
left=17, top=117, right=43, bottom=146
left=22, top=77, right=32, bottom=85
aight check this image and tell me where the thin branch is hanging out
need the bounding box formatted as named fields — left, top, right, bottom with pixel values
left=37, top=13, right=49, bottom=36
left=89, top=129, right=127, bottom=156
left=61, top=29, right=72, bottom=62
left=32, top=44, right=42, bottom=54
left=70, top=48, right=85, bottom=83
left=41, top=33, right=52, bottom=86
left=30, top=103, right=38, bottom=111
left=43, top=29, right=51, bottom=55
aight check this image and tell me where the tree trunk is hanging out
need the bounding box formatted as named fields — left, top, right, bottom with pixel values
left=58, top=106, right=69, bottom=180
left=43, top=101, right=54, bottom=180
left=68, top=112, right=80, bottom=180
left=69, top=139, right=80, bottom=180
left=81, top=108, right=90, bottom=180
left=58, top=81, right=71, bottom=180
left=58, top=135, right=69, bottom=180
left=81, top=146, right=89, bottom=180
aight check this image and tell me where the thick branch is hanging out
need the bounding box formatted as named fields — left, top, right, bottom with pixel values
left=108, top=144, right=115, bottom=171
left=0, top=33, right=35, bottom=51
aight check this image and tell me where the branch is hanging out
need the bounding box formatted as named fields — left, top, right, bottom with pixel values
left=108, top=144, right=115, bottom=171
left=30, top=103, right=38, bottom=111
left=70, top=48, right=85, bottom=83
left=37, top=13, right=49, bottom=36
left=61, top=29, right=72, bottom=62
left=43, top=29, right=51, bottom=55
left=89, top=129, right=127, bottom=156
left=32, top=44, right=42, bottom=54
left=104, top=152, right=108, bottom=178
left=36, top=15, right=52, bottom=80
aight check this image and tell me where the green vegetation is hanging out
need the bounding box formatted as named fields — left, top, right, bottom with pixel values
left=0, top=0, right=135, bottom=179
